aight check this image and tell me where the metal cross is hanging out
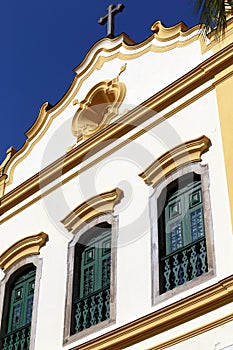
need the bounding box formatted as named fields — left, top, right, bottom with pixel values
left=98, top=4, right=125, bottom=38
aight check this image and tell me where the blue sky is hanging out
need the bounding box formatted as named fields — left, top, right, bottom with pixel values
left=0, top=0, right=200, bottom=163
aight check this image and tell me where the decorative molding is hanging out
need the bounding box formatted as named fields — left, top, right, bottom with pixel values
left=72, top=76, right=126, bottom=142
left=2, top=25, right=210, bottom=188
left=0, top=82, right=215, bottom=225
left=0, top=232, right=48, bottom=271
left=61, top=188, right=123, bottom=233
left=0, top=146, right=16, bottom=175
left=147, top=313, right=233, bottom=350
left=1, top=42, right=233, bottom=216
left=151, top=21, right=188, bottom=40
left=139, top=135, right=211, bottom=188
left=3, top=18, right=233, bottom=190
left=25, top=102, right=50, bottom=139
left=0, top=174, right=8, bottom=198
left=69, top=275, right=233, bottom=350
left=1, top=102, right=51, bottom=192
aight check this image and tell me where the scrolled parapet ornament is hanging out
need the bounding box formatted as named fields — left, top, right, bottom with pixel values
left=72, top=66, right=127, bottom=142
left=151, top=21, right=188, bottom=40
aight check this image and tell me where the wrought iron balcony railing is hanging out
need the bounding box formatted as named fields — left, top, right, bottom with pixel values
left=1, top=324, right=31, bottom=350
left=73, top=285, right=110, bottom=333
left=160, top=237, right=208, bottom=293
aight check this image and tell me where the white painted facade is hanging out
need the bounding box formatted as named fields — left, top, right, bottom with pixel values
left=1, top=20, right=233, bottom=350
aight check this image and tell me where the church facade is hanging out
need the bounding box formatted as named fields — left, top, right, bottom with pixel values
left=0, top=15, right=233, bottom=350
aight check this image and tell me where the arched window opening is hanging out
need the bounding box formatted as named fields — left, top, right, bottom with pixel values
left=0, top=264, right=36, bottom=350
left=71, top=222, right=112, bottom=335
left=158, top=173, right=208, bottom=294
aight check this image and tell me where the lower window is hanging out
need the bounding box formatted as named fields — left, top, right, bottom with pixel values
left=0, top=264, right=36, bottom=350
left=158, top=172, right=208, bottom=294
left=70, top=222, right=112, bottom=335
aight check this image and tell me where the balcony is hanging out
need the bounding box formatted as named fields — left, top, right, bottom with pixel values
left=160, top=237, right=208, bottom=293
left=1, top=324, right=31, bottom=350
left=73, top=285, right=110, bottom=333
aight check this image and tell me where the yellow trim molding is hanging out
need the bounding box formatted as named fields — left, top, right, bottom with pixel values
left=1, top=42, right=232, bottom=215
left=1, top=24, right=211, bottom=189
left=3, top=18, right=233, bottom=191
left=61, top=188, right=123, bottom=232
left=0, top=232, right=48, bottom=271
left=0, top=146, right=16, bottom=175
left=1, top=81, right=216, bottom=225
left=139, top=135, right=211, bottom=188
left=72, top=77, right=126, bottom=142
left=147, top=313, right=233, bottom=350
left=213, top=20, right=233, bottom=233
left=4, top=17, right=233, bottom=192
left=69, top=275, right=233, bottom=350
left=151, top=21, right=188, bottom=40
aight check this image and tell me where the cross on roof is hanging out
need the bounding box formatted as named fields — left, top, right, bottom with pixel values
left=98, top=4, right=125, bottom=39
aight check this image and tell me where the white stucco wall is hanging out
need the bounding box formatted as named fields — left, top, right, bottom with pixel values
left=1, top=29, right=233, bottom=350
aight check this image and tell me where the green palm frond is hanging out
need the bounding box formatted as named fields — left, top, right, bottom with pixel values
left=194, top=0, right=233, bottom=38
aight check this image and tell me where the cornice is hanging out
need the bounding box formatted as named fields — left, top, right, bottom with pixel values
left=61, top=188, right=123, bottom=233
left=0, top=232, right=48, bottom=271
left=70, top=275, right=233, bottom=350
left=0, top=42, right=232, bottom=216
left=139, top=135, right=211, bottom=188
left=147, top=313, right=233, bottom=350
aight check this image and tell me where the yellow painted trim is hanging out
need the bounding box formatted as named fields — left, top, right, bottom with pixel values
left=0, top=77, right=216, bottom=224
left=1, top=42, right=232, bottom=215
left=2, top=25, right=211, bottom=189
left=69, top=275, right=233, bottom=350
left=0, top=146, right=16, bottom=175
left=147, top=313, right=233, bottom=350
left=0, top=232, right=48, bottom=271
left=25, top=102, right=50, bottom=139
left=139, top=135, right=211, bottom=187
left=2, top=102, right=51, bottom=189
left=0, top=175, right=8, bottom=197
left=61, top=188, right=123, bottom=233
left=0, top=84, right=214, bottom=224
left=3, top=18, right=233, bottom=190
left=211, top=17, right=233, bottom=234
left=151, top=21, right=188, bottom=40
left=215, top=68, right=233, bottom=231
left=72, top=77, right=126, bottom=141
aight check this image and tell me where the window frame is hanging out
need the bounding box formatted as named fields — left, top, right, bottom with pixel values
left=0, top=256, right=42, bottom=350
left=150, top=163, right=215, bottom=305
left=63, top=214, right=118, bottom=345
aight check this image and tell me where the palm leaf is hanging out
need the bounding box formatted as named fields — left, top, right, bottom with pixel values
left=194, top=0, right=233, bottom=38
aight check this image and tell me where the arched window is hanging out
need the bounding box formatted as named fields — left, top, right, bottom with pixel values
left=158, top=172, right=208, bottom=294
left=0, top=264, right=36, bottom=350
left=71, top=222, right=112, bottom=335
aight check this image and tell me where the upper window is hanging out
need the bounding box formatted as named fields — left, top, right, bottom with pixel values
left=0, top=264, right=36, bottom=350
left=70, top=222, right=112, bottom=335
left=158, top=173, right=208, bottom=294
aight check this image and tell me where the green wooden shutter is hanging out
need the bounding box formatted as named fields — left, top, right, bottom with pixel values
left=73, top=224, right=112, bottom=334
left=1, top=266, right=36, bottom=350
left=159, top=176, right=208, bottom=293
left=165, top=180, right=205, bottom=255
left=7, top=269, right=36, bottom=333
left=79, top=229, right=111, bottom=298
